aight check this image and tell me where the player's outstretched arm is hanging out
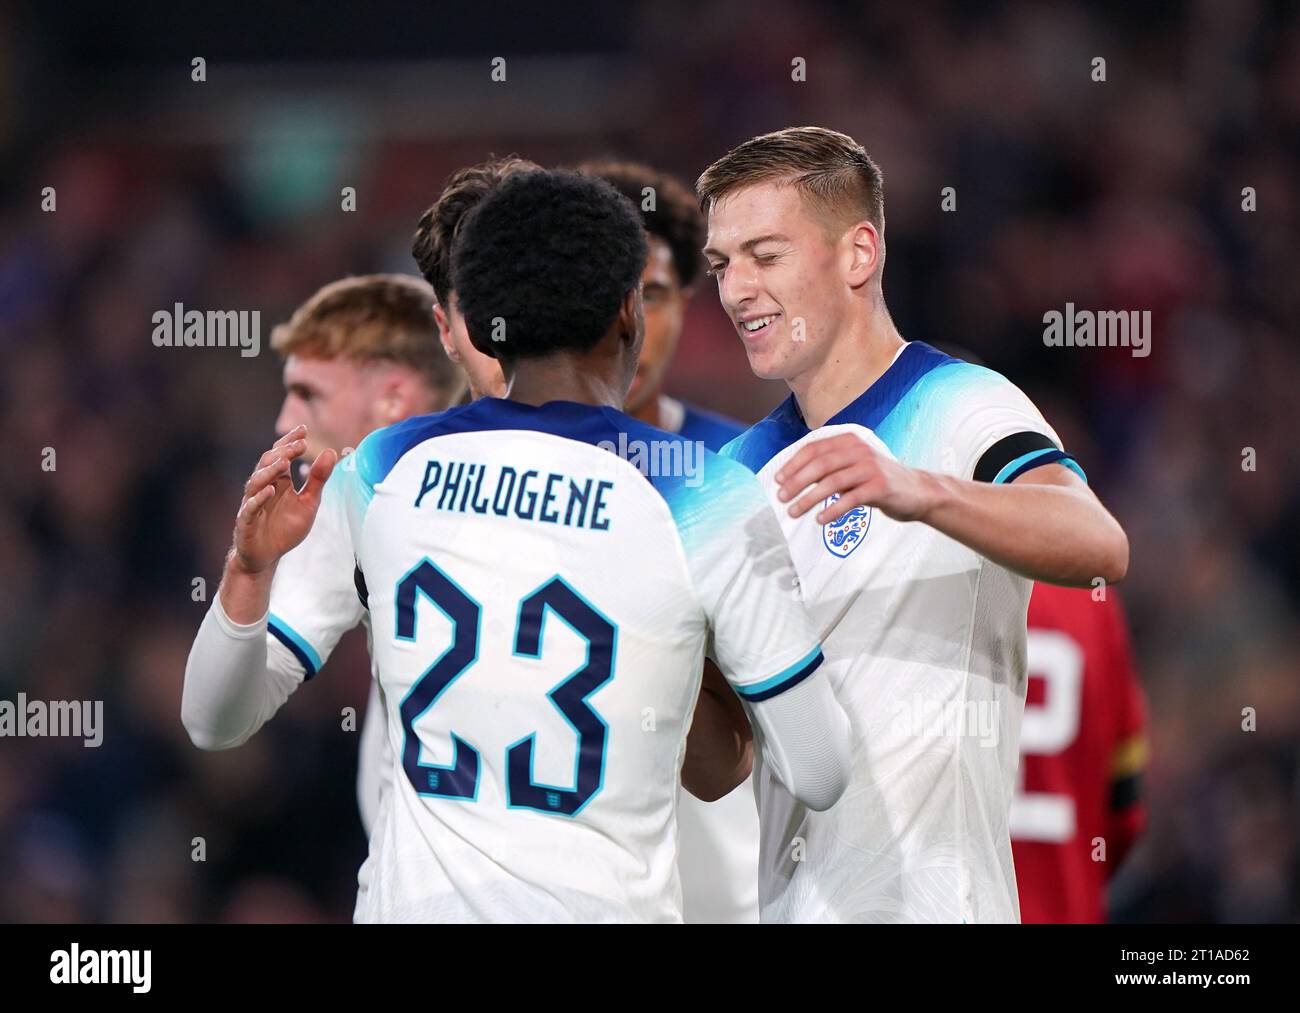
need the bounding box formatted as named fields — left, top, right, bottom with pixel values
left=744, top=667, right=852, bottom=812
left=684, top=454, right=853, bottom=811
left=776, top=434, right=1128, bottom=587
left=682, top=661, right=754, bottom=802
left=181, top=426, right=336, bottom=750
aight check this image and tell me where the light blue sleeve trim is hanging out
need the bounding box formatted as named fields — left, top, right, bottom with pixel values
left=267, top=613, right=323, bottom=679
left=734, top=644, right=825, bottom=702
left=1059, top=456, right=1087, bottom=483
left=994, top=448, right=1087, bottom=485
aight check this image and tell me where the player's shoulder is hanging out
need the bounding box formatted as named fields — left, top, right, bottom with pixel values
left=350, top=397, right=653, bottom=486
left=348, top=400, right=483, bottom=488
left=913, top=356, right=1032, bottom=412
left=664, top=452, right=778, bottom=559
left=597, top=413, right=770, bottom=546
left=612, top=408, right=761, bottom=502
left=718, top=342, right=1026, bottom=472
left=718, top=395, right=805, bottom=475
left=863, top=342, right=1029, bottom=424
left=871, top=344, right=1062, bottom=473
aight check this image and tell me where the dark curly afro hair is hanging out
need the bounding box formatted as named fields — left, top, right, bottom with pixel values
left=410, top=155, right=540, bottom=308
left=451, top=168, right=648, bottom=361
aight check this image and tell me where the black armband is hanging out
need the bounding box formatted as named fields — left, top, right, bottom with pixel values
left=974, top=431, right=1081, bottom=484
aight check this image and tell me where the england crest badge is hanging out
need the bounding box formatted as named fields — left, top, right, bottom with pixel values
left=822, top=494, right=872, bottom=558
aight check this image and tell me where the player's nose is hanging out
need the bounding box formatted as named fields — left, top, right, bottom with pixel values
left=274, top=399, right=300, bottom=438
left=719, top=264, right=759, bottom=314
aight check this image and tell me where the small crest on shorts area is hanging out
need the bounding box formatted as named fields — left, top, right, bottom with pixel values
left=822, top=495, right=872, bottom=558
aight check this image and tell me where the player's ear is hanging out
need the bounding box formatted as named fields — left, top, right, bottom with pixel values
left=616, top=287, right=644, bottom=349
left=377, top=369, right=418, bottom=424
left=433, top=303, right=458, bottom=359
left=844, top=221, right=882, bottom=289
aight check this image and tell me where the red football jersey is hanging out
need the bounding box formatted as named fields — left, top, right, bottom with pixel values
left=1010, top=584, right=1147, bottom=923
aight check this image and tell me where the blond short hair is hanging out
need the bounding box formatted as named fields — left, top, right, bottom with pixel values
left=696, top=126, right=885, bottom=236
left=270, top=274, right=464, bottom=400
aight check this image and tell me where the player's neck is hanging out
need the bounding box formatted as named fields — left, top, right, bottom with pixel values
left=789, top=306, right=905, bottom=429
left=504, top=354, right=628, bottom=412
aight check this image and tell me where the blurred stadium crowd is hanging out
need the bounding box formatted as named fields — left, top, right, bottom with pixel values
left=1, top=1, right=1297, bottom=921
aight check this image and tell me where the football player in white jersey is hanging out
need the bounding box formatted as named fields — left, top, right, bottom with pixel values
left=186, top=168, right=852, bottom=922
left=411, top=156, right=767, bottom=923
left=266, top=273, right=466, bottom=832
left=696, top=127, right=1130, bottom=923
left=178, top=273, right=463, bottom=809
left=182, top=156, right=762, bottom=917
left=578, top=159, right=760, bottom=924
left=184, top=158, right=541, bottom=849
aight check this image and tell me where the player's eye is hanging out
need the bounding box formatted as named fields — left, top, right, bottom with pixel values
left=704, top=263, right=725, bottom=277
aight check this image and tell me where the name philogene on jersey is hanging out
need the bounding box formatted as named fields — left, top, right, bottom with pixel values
left=412, top=458, right=615, bottom=531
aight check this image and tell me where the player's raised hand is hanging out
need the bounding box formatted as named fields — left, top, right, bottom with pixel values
left=230, top=425, right=338, bottom=575
left=775, top=432, right=935, bottom=525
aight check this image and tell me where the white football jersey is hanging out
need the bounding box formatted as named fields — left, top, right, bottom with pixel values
left=261, top=470, right=394, bottom=903
left=257, top=411, right=761, bottom=920
left=263, top=465, right=366, bottom=693
left=335, top=398, right=823, bottom=923
left=722, top=342, right=1085, bottom=923
left=659, top=395, right=760, bottom=925
left=675, top=774, right=760, bottom=923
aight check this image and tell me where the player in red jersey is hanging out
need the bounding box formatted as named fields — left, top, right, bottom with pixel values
left=1010, top=583, right=1148, bottom=922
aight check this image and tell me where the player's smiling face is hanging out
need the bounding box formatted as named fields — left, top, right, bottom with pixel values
left=704, top=180, right=850, bottom=381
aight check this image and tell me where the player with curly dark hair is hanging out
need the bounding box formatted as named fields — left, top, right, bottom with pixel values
left=452, top=169, right=648, bottom=368
left=201, top=167, right=851, bottom=922
left=576, top=160, right=755, bottom=923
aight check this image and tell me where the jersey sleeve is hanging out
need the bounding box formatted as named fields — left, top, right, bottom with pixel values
left=265, top=464, right=365, bottom=683
left=663, top=453, right=824, bottom=702
left=337, top=425, right=391, bottom=551
left=934, top=364, right=1087, bottom=485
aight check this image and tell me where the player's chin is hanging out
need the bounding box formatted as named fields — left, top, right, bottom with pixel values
left=743, top=344, right=789, bottom=381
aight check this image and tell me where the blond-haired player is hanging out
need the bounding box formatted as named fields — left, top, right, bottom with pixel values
left=183, top=273, right=464, bottom=836
left=697, top=127, right=1129, bottom=922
